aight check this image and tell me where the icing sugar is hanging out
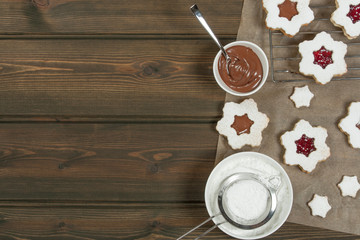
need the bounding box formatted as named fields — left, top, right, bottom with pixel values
left=225, top=180, right=269, bottom=221
left=205, top=153, right=292, bottom=239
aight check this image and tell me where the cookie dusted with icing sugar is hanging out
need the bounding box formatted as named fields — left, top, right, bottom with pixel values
left=216, top=98, right=269, bottom=150
left=262, top=0, right=314, bottom=37
left=338, top=101, right=360, bottom=149
left=331, top=0, right=360, bottom=39
left=337, top=175, right=360, bottom=198
left=299, top=31, right=347, bottom=85
left=290, top=85, right=314, bottom=108
left=280, top=119, right=330, bottom=173
left=308, top=194, right=332, bottom=218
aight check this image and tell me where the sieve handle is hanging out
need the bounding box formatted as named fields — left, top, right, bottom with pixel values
left=176, top=213, right=220, bottom=240
left=260, top=175, right=281, bottom=192
left=194, top=223, right=221, bottom=240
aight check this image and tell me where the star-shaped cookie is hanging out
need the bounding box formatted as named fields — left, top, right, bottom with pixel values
left=299, top=31, right=347, bottom=85
left=280, top=119, right=330, bottom=173
left=331, top=0, right=360, bottom=39
left=338, top=102, right=360, bottom=149
left=216, top=98, right=269, bottom=150
left=290, top=85, right=314, bottom=108
left=262, top=0, right=314, bottom=37
left=338, top=175, right=360, bottom=198
left=308, top=194, right=332, bottom=218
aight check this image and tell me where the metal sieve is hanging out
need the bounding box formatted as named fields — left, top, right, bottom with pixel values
left=177, top=172, right=281, bottom=240
left=218, top=172, right=281, bottom=229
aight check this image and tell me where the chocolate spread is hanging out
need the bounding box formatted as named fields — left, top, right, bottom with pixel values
left=231, top=114, right=254, bottom=135
left=218, top=46, right=263, bottom=93
left=278, top=0, right=298, bottom=21
left=356, top=123, right=360, bottom=130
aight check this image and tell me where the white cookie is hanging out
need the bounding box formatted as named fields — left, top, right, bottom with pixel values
left=280, top=119, right=330, bottom=173
left=331, top=0, right=360, bottom=39
left=308, top=194, right=331, bottom=218
left=262, top=0, right=314, bottom=37
left=290, top=85, right=314, bottom=108
left=337, top=175, right=360, bottom=198
left=216, top=98, right=269, bottom=150
left=338, top=101, right=360, bottom=149
left=299, top=31, right=347, bottom=85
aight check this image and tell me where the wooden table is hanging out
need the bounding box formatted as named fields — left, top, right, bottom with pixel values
left=0, top=0, right=358, bottom=239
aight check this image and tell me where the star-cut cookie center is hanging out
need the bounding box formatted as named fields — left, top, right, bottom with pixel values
left=231, top=114, right=254, bottom=135
left=313, top=46, right=333, bottom=69
left=295, top=134, right=316, bottom=157
left=347, top=4, right=360, bottom=24
left=278, top=0, right=299, bottom=21
left=338, top=176, right=360, bottom=198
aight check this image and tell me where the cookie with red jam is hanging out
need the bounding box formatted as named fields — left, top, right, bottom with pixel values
left=280, top=119, right=330, bottom=173
left=331, top=0, right=360, bottom=39
left=299, top=31, right=347, bottom=85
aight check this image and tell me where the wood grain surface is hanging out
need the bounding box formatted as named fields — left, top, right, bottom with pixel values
left=0, top=38, right=230, bottom=118
left=0, top=0, right=358, bottom=239
left=0, top=0, right=242, bottom=35
left=0, top=123, right=217, bottom=201
left=0, top=204, right=357, bottom=239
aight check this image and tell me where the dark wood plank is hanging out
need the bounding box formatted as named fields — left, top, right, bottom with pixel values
left=0, top=123, right=218, bottom=202
left=0, top=204, right=357, bottom=239
left=0, top=38, right=231, bottom=118
left=0, top=0, right=242, bottom=35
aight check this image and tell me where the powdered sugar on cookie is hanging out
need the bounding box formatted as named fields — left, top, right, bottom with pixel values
left=331, top=0, right=360, bottom=39
left=299, top=31, right=347, bottom=85
left=337, top=175, right=360, bottom=198
left=308, top=194, right=331, bottom=218
left=338, top=101, right=360, bottom=149
left=216, top=99, right=269, bottom=150
left=262, top=0, right=314, bottom=37
left=280, top=119, right=330, bottom=173
left=290, top=85, right=314, bottom=108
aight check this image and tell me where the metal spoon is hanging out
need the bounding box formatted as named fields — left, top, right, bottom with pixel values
left=190, top=4, right=231, bottom=75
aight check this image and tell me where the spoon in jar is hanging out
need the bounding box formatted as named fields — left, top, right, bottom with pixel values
left=190, top=4, right=231, bottom=75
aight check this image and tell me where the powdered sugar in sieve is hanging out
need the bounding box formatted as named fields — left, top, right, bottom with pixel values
left=177, top=172, right=281, bottom=239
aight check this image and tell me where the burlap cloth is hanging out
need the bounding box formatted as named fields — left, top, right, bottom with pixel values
left=215, top=0, right=360, bottom=235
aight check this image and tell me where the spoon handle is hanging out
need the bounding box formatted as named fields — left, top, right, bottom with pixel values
left=190, top=4, right=229, bottom=59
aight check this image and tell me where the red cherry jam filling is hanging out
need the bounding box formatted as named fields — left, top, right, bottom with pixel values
left=295, top=134, right=316, bottom=157
left=278, top=0, right=299, bottom=21
left=347, top=4, right=360, bottom=24
left=231, top=114, right=254, bottom=135
left=313, top=46, right=333, bottom=69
